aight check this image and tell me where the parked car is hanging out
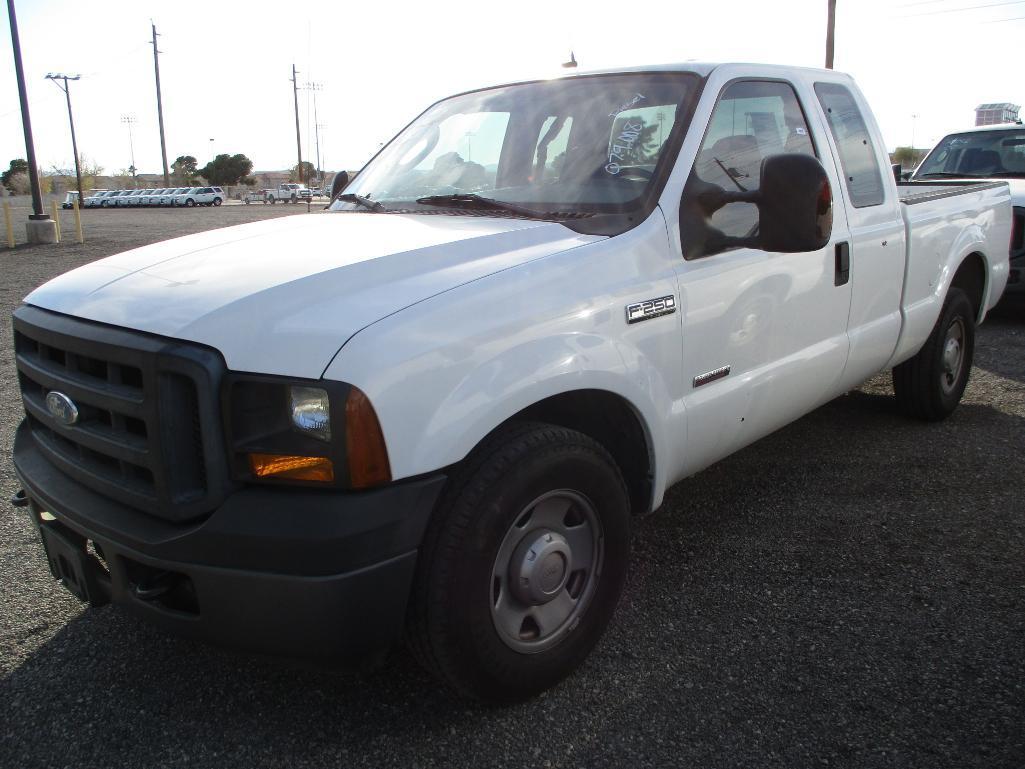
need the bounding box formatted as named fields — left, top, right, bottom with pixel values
left=82, top=190, right=112, bottom=208
left=174, top=186, right=224, bottom=207
left=912, top=123, right=1025, bottom=295
left=97, top=190, right=128, bottom=207
left=9, top=62, right=1012, bottom=703
left=116, top=189, right=148, bottom=207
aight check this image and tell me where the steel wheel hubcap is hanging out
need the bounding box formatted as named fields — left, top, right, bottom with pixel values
left=941, top=318, right=965, bottom=394
left=490, top=490, right=602, bottom=653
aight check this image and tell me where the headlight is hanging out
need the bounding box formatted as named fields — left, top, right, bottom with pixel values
left=225, top=375, right=390, bottom=489
left=289, top=386, right=331, bottom=441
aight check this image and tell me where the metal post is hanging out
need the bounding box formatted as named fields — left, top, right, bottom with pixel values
left=46, top=74, right=83, bottom=202
left=825, top=0, right=836, bottom=69
left=72, top=198, right=83, bottom=243
left=292, top=64, right=303, bottom=184
left=50, top=199, right=60, bottom=241
left=6, top=0, right=47, bottom=220
left=151, top=22, right=170, bottom=186
left=3, top=201, right=14, bottom=247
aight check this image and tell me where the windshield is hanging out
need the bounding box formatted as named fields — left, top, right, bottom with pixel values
left=916, top=128, right=1025, bottom=179
left=330, top=73, right=698, bottom=219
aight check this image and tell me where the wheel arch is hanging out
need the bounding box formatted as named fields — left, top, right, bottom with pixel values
left=497, top=389, right=656, bottom=516
left=949, top=250, right=987, bottom=322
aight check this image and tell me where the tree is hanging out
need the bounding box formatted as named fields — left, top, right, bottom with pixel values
left=892, top=146, right=925, bottom=170
left=6, top=172, right=31, bottom=195
left=2, top=159, right=29, bottom=193
left=199, top=153, right=253, bottom=186
left=289, top=160, right=316, bottom=184
left=171, top=155, right=198, bottom=184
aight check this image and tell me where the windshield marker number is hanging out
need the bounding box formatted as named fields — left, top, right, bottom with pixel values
left=626, top=295, right=676, bottom=324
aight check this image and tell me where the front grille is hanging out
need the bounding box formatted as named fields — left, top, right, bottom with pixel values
left=13, top=305, right=232, bottom=522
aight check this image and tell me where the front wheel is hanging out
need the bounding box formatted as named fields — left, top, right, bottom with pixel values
left=893, top=287, right=975, bottom=421
left=407, top=422, right=630, bottom=702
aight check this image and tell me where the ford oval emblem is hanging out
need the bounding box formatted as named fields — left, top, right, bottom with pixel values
left=45, top=391, right=79, bottom=426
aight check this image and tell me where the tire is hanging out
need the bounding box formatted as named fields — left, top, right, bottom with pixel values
left=185, top=198, right=195, bottom=208
left=213, top=197, right=222, bottom=206
left=100, top=200, right=108, bottom=208
left=893, top=287, right=975, bottom=421
left=407, top=422, right=631, bottom=702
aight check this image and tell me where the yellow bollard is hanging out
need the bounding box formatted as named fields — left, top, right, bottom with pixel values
left=73, top=199, right=83, bottom=243
left=50, top=199, right=61, bottom=242
left=3, top=201, right=13, bottom=248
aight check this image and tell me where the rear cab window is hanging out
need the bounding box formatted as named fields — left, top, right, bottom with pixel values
left=814, top=82, right=884, bottom=208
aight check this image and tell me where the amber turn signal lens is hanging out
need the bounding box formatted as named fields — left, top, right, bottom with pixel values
left=345, top=386, right=391, bottom=489
left=248, top=453, right=334, bottom=482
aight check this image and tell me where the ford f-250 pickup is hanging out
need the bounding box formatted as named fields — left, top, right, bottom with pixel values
left=9, top=63, right=1012, bottom=702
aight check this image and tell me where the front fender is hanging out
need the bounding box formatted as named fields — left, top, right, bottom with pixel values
left=323, top=212, right=684, bottom=510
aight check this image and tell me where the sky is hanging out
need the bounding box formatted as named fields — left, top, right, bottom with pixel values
left=1, top=0, right=1022, bottom=177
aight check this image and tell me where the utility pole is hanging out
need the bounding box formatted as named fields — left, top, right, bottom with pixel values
left=291, top=64, right=303, bottom=184
left=825, top=0, right=836, bottom=69
left=6, top=0, right=55, bottom=243
left=46, top=73, right=83, bottom=202
left=303, top=81, right=323, bottom=186
left=121, top=115, right=137, bottom=179
left=151, top=22, right=170, bottom=186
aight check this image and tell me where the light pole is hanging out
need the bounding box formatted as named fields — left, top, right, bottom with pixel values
left=291, top=64, right=303, bottom=183
left=121, top=115, right=137, bottom=180
left=6, top=0, right=56, bottom=243
left=45, top=73, right=83, bottom=202
left=150, top=22, right=170, bottom=186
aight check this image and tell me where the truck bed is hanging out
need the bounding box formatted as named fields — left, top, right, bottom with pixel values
left=897, top=180, right=1007, bottom=205
left=889, top=179, right=1012, bottom=366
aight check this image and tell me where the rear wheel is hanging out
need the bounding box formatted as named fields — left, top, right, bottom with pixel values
left=213, top=197, right=222, bottom=207
left=407, top=422, right=631, bottom=702
left=185, top=198, right=195, bottom=207
left=893, top=287, right=975, bottom=421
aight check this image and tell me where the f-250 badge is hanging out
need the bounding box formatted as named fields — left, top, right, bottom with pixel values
left=625, top=295, right=676, bottom=324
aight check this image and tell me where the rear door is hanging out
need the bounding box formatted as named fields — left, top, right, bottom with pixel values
left=667, top=74, right=854, bottom=475
left=812, top=79, right=906, bottom=388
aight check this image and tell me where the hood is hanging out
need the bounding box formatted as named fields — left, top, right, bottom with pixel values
left=25, top=213, right=603, bottom=378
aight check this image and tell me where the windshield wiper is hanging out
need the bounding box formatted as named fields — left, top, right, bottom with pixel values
left=914, top=171, right=978, bottom=179
left=336, top=193, right=385, bottom=212
left=415, top=193, right=549, bottom=219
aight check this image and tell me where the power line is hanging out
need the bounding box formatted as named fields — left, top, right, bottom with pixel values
left=898, top=0, right=1025, bottom=17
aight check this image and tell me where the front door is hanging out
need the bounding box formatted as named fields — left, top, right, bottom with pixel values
left=669, top=78, right=854, bottom=477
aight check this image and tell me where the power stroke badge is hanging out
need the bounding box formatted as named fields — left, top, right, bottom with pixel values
left=625, top=295, right=676, bottom=324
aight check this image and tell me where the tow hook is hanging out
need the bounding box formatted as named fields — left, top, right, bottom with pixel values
left=10, top=489, right=28, bottom=508
left=131, top=571, right=179, bottom=601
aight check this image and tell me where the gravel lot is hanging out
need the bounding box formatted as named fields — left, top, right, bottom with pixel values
left=1, top=205, right=1023, bottom=768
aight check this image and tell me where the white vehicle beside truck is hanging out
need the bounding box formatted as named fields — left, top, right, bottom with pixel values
left=262, top=182, right=309, bottom=204
left=10, top=63, right=1011, bottom=702
left=911, top=123, right=1024, bottom=295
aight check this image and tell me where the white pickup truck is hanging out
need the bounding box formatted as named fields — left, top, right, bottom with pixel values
left=911, top=123, right=1024, bottom=295
left=9, top=63, right=1011, bottom=703
left=262, top=182, right=310, bottom=204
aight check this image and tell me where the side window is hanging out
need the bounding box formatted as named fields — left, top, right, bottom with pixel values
left=814, top=82, right=884, bottom=208
left=682, top=80, right=816, bottom=259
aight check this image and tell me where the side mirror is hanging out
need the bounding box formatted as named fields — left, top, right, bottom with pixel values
left=681, top=153, right=833, bottom=259
left=330, top=171, right=349, bottom=199
left=756, top=153, right=833, bottom=253
left=892, top=163, right=903, bottom=183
